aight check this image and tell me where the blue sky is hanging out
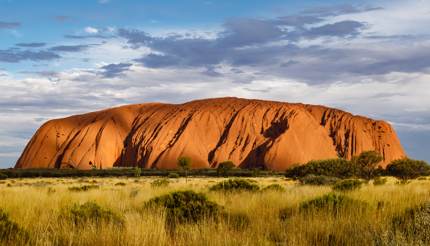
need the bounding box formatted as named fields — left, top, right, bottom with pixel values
left=0, top=0, right=429, bottom=167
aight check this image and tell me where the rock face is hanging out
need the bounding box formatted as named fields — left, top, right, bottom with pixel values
left=15, top=97, right=406, bottom=170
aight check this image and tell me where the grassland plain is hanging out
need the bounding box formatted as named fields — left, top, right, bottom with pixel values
left=0, top=176, right=429, bottom=246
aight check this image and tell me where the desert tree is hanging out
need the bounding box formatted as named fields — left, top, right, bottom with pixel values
left=352, top=151, right=383, bottom=179
left=177, top=156, right=192, bottom=182
left=217, top=161, right=236, bottom=177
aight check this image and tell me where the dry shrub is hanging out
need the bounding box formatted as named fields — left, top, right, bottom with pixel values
left=145, top=190, right=221, bottom=228
left=0, top=209, right=28, bottom=243
left=299, top=175, right=339, bottom=186
left=262, top=183, right=285, bottom=192
left=150, top=178, right=170, bottom=188
left=332, top=179, right=362, bottom=192
left=65, top=202, right=124, bottom=227
left=68, top=185, right=99, bottom=192
left=299, top=193, right=368, bottom=215
left=392, top=202, right=430, bottom=244
left=209, top=179, right=259, bottom=192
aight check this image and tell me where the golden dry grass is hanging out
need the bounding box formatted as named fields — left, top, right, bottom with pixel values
left=0, top=176, right=429, bottom=245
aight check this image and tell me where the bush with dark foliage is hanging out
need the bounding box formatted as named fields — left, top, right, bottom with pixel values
left=298, top=175, right=340, bottom=185
left=299, top=193, right=368, bottom=215
left=332, top=179, right=362, bottom=192
left=351, top=151, right=383, bottom=179
left=386, top=158, right=430, bottom=180
left=209, top=179, right=259, bottom=192
left=285, top=159, right=357, bottom=179
left=145, top=190, right=221, bottom=227
left=217, top=161, right=236, bottom=176
left=66, top=202, right=124, bottom=226
left=262, top=183, right=285, bottom=192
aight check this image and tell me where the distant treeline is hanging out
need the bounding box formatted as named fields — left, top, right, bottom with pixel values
left=285, top=151, right=430, bottom=180
left=0, top=167, right=282, bottom=179
left=0, top=151, right=428, bottom=180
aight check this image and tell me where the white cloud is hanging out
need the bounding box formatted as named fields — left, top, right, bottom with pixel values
left=84, top=26, right=99, bottom=34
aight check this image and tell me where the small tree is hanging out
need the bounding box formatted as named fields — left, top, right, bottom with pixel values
left=217, top=161, right=235, bottom=177
left=134, top=167, right=142, bottom=177
left=89, top=161, right=97, bottom=170
left=177, top=156, right=192, bottom=182
left=352, top=151, right=383, bottom=180
left=386, top=158, right=430, bottom=180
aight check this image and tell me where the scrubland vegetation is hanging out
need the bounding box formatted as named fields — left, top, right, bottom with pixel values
left=1, top=152, right=429, bottom=245
left=0, top=175, right=429, bottom=245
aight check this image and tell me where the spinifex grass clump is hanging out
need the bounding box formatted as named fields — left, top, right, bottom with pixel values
left=299, top=193, right=368, bottom=215
left=145, top=190, right=221, bottom=226
left=167, top=172, right=180, bottom=178
left=298, top=175, right=339, bottom=185
left=209, top=179, right=259, bottom=192
left=0, top=209, right=28, bottom=243
left=65, top=201, right=124, bottom=227
left=68, top=184, right=99, bottom=192
left=373, top=177, right=387, bottom=186
left=150, top=178, right=170, bottom=188
left=261, top=183, right=285, bottom=192
left=332, top=179, right=362, bottom=192
left=392, top=202, right=430, bottom=244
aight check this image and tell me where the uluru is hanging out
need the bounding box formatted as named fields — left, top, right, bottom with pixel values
left=15, top=97, right=406, bottom=170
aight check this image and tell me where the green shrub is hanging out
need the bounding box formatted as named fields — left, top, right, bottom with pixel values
left=332, top=179, right=362, bottom=192
left=0, top=209, right=28, bottom=243
left=299, top=175, right=339, bottom=185
left=209, top=179, right=259, bottom=192
left=262, top=183, right=285, bottom=192
left=150, top=178, right=170, bottom=188
left=145, top=190, right=221, bottom=227
left=217, top=161, right=236, bottom=176
left=299, top=193, right=367, bottom=215
left=0, top=173, right=7, bottom=180
left=392, top=202, right=430, bottom=244
left=285, top=159, right=356, bottom=179
left=66, top=202, right=124, bottom=226
left=387, top=158, right=430, bottom=180
left=114, top=182, right=126, bottom=186
left=68, top=185, right=99, bottom=192
left=168, top=173, right=180, bottom=179
left=373, top=177, right=387, bottom=186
